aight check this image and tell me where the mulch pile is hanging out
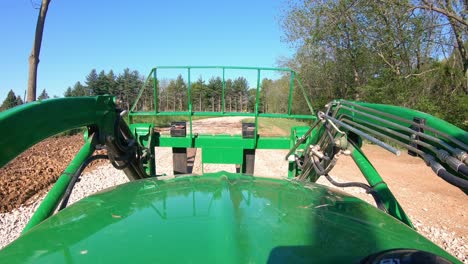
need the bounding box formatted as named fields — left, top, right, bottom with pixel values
left=0, top=134, right=106, bottom=213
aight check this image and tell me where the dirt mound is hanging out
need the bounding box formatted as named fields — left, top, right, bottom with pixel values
left=0, top=135, right=84, bottom=213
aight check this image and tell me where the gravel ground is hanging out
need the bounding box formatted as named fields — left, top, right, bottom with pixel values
left=0, top=164, right=130, bottom=250
left=0, top=149, right=466, bottom=262
left=316, top=177, right=468, bottom=262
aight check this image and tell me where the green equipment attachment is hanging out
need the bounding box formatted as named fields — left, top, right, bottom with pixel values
left=0, top=66, right=466, bottom=263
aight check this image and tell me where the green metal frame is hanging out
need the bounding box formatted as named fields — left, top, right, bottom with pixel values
left=319, top=100, right=468, bottom=226
left=350, top=144, right=413, bottom=227
left=125, top=67, right=463, bottom=227
left=334, top=100, right=467, bottom=146
left=0, top=96, right=118, bottom=232
left=1, top=67, right=464, bottom=236
left=0, top=86, right=465, bottom=264
left=22, top=136, right=96, bottom=233
left=0, top=96, right=116, bottom=169
left=127, top=66, right=316, bottom=171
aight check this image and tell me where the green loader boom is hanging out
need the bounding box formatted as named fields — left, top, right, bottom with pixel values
left=0, top=66, right=466, bottom=263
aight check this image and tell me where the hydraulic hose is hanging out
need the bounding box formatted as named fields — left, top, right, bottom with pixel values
left=324, top=173, right=387, bottom=212
left=460, top=164, right=468, bottom=177
left=435, top=167, right=468, bottom=189
left=423, top=154, right=468, bottom=190
left=58, top=154, right=109, bottom=211
left=310, top=154, right=387, bottom=212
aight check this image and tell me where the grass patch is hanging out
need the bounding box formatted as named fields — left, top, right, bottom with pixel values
left=129, top=115, right=214, bottom=127
left=241, top=117, right=310, bottom=136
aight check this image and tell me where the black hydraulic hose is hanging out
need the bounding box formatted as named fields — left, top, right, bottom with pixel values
left=337, top=105, right=458, bottom=154
left=108, top=152, right=130, bottom=170
left=437, top=168, right=468, bottom=189
left=423, top=154, right=468, bottom=190
left=109, top=112, right=144, bottom=171
left=58, top=154, right=109, bottom=211
left=324, top=173, right=371, bottom=189
left=443, top=154, right=468, bottom=177
left=114, top=115, right=135, bottom=153
left=460, top=164, right=468, bottom=177
left=312, top=155, right=336, bottom=176
left=341, top=117, right=468, bottom=178
left=324, top=174, right=388, bottom=212
left=340, top=100, right=468, bottom=151
left=310, top=155, right=387, bottom=211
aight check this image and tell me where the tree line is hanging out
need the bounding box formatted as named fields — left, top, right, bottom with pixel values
left=64, top=68, right=146, bottom=111
left=281, top=0, right=468, bottom=129
left=157, top=75, right=253, bottom=112
left=0, top=89, right=50, bottom=111
left=148, top=73, right=305, bottom=114
left=63, top=68, right=299, bottom=114
left=65, top=68, right=309, bottom=114
left=1, top=68, right=302, bottom=115
left=63, top=69, right=256, bottom=112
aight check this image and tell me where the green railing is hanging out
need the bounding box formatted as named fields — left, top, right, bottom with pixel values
left=128, top=66, right=315, bottom=139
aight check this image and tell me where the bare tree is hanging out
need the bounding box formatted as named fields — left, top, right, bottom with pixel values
left=412, top=0, right=468, bottom=92
left=27, top=0, right=51, bottom=102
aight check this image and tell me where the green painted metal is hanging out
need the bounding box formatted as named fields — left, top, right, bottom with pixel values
left=129, top=123, right=156, bottom=176
left=256, top=137, right=290, bottom=149
left=0, top=173, right=459, bottom=263
left=287, top=126, right=315, bottom=179
left=153, top=69, right=158, bottom=113
left=0, top=96, right=121, bottom=232
left=22, top=137, right=95, bottom=233
left=222, top=68, right=226, bottom=113
left=195, top=135, right=255, bottom=148
left=254, top=69, right=261, bottom=146
left=351, top=101, right=466, bottom=141
left=128, top=66, right=316, bottom=167
left=0, top=96, right=116, bottom=169
left=0, top=93, right=463, bottom=262
left=287, top=71, right=294, bottom=115
left=129, top=111, right=317, bottom=120
left=130, top=69, right=154, bottom=112
left=336, top=100, right=467, bottom=146
left=187, top=68, right=193, bottom=138
left=202, top=147, right=244, bottom=164
left=259, top=113, right=316, bottom=119
left=332, top=100, right=467, bottom=184
left=153, top=65, right=294, bottom=71
left=295, top=77, right=315, bottom=115
left=350, top=145, right=413, bottom=227
left=155, top=134, right=291, bottom=150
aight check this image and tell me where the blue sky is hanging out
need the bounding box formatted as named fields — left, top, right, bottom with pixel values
left=0, top=0, right=294, bottom=101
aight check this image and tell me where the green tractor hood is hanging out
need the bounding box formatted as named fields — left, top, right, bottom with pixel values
left=0, top=173, right=457, bottom=263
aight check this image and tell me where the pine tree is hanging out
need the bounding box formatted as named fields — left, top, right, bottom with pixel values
left=174, top=75, right=187, bottom=111
left=15, top=95, right=24, bottom=106
left=64, top=82, right=87, bottom=97
left=233, top=77, right=248, bottom=112
left=207, top=77, right=222, bottom=112
left=93, top=70, right=110, bottom=95
left=107, top=70, right=118, bottom=95
left=85, top=69, right=98, bottom=95
left=116, top=68, right=144, bottom=110
left=191, top=77, right=207, bottom=111
left=225, top=79, right=234, bottom=112
left=64, top=87, right=73, bottom=97
left=74, top=81, right=87, bottom=96
left=1, top=90, right=19, bottom=111
left=37, top=89, right=49, bottom=100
